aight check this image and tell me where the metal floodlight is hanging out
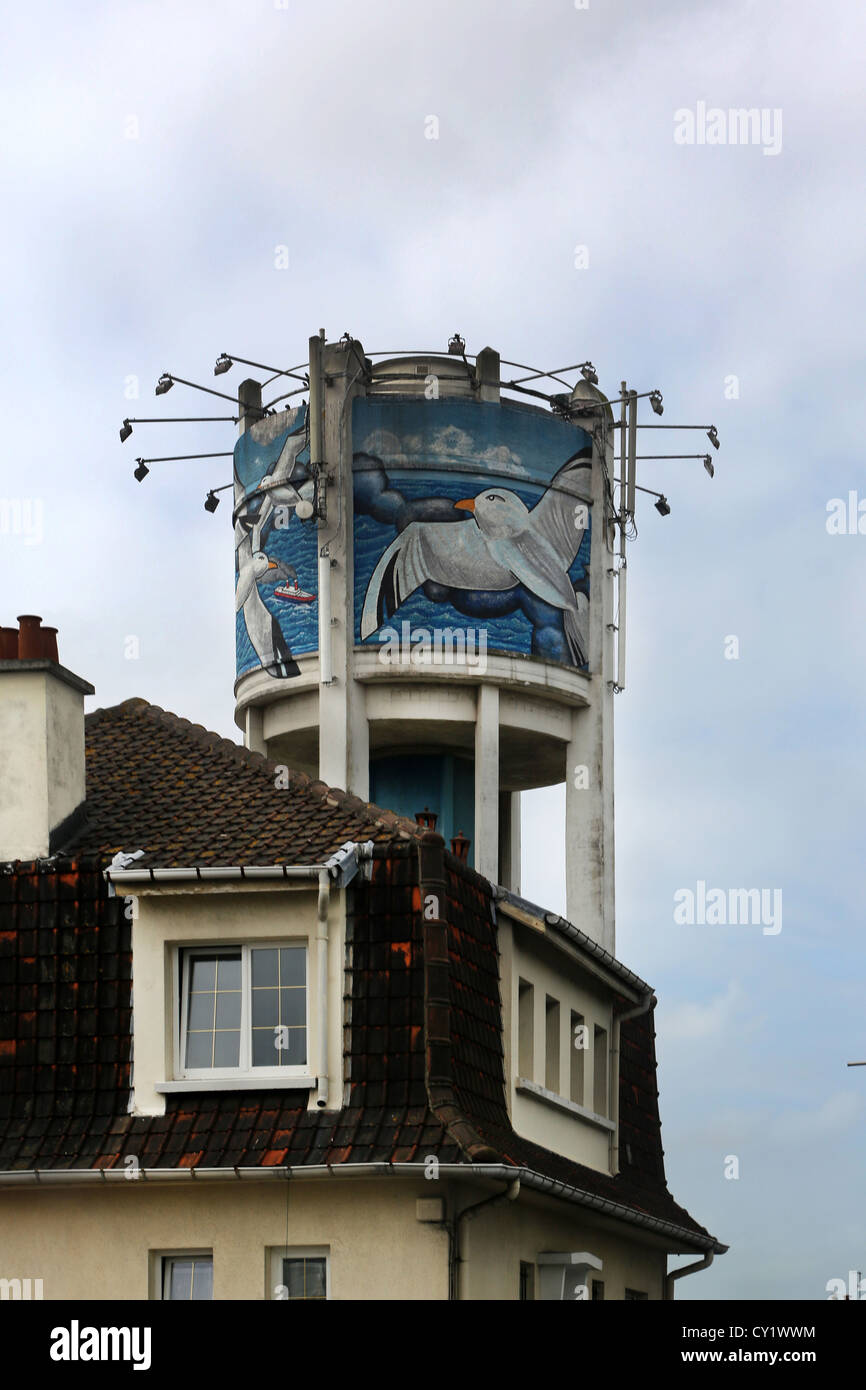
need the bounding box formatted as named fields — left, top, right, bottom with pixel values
left=448, top=333, right=466, bottom=355
left=155, top=373, right=173, bottom=396
left=580, top=362, right=598, bottom=386
left=649, top=390, right=664, bottom=416
left=204, top=490, right=220, bottom=513
left=707, top=424, right=720, bottom=450
left=654, top=495, right=671, bottom=516
left=214, top=354, right=233, bottom=377
left=703, top=454, right=715, bottom=479
left=133, top=459, right=149, bottom=482
left=119, top=419, right=133, bottom=443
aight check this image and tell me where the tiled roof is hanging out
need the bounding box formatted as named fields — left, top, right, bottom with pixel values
left=74, top=698, right=421, bottom=867
left=0, top=699, right=718, bottom=1251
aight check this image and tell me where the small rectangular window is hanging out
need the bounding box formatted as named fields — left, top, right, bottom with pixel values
left=519, top=1261, right=535, bottom=1301
left=269, top=1247, right=329, bottom=1301
left=518, top=979, right=534, bottom=1078
left=570, top=1010, right=585, bottom=1105
left=161, top=1254, right=213, bottom=1301
left=591, top=1278, right=604, bottom=1301
left=545, top=996, right=560, bottom=1093
left=625, top=1288, right=648, bottom=1300
left=179, top=944, right=307, bottom=1078
left=593, top=1024, right=608, bottom=1117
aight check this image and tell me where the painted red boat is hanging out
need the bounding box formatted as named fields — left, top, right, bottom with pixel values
left=274, top=580, right=316, bottom=604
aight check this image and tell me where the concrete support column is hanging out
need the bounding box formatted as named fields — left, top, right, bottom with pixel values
left=565, top=410, right=616, bottom=953
left=244, top=706, right=265, bottom=756
left=474, top=684, right=500, bottom=882
left=565, top=706, right=605, bottom=948
left=498, top=790, right=521, bottom=895
left=315, top=337, right=368, bottom=795
left=237, top=379, right=263, bottom=434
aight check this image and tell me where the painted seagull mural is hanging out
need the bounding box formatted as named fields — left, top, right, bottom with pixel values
left=234, top=522, right=300, bottom=678
left=360, top=453, right=592, bottom=666
left=252, top=426, right=316, bottom=549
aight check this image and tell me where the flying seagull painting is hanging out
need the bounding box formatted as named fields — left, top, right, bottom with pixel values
left=360, top=453, right=592, bottom=667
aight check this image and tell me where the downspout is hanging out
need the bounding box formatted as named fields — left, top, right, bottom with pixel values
left=315, top=869, right=331, bottom=1108
left=666, top=1250, right=714, bottom=1300
left=610, top=989, right=656, bottom=1175
left=451, top=1178, right=521, bottom=1300
left=314, top=841, right=369, bottom=1110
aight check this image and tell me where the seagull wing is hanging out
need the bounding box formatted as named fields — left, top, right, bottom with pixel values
left=507, top=537, right=578, bottom=611
left=360, top=519, right=517, bottom=638
left=272, top=428, right=307, bottom=484
left=498, top=532, right=589, bottom=666
left=528, top=452, right=593, bottom=566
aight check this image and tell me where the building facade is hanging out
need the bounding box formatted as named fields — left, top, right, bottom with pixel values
left=0, top=336, right=723, bottom=1299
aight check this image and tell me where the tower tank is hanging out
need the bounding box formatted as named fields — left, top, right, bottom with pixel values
left=233, top=335, right=616, bottom=952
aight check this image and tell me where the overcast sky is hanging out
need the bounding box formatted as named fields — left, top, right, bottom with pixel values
left=1, top=0, right=863, bottom=1301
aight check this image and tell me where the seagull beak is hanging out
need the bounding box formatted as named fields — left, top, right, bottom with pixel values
left=454, top=498, right=475, bottom=512
left=267, top=560, right=277, bottom=569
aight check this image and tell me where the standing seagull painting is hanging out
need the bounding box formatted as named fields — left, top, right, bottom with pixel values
left=234, top=522, right=300, bottom=679
left=360, top=453, right=592, bottom=667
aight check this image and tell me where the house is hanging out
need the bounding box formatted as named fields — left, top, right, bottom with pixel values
left=0, top=617, right=724, bottom=1299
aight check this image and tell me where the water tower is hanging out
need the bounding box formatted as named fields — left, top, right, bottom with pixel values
left=233, top=333, right=623, bottom=954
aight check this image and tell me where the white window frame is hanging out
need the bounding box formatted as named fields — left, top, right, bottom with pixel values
left=268, top=1246, right=330, bottom=1301
left=175, top=941, right=310, bottom=1081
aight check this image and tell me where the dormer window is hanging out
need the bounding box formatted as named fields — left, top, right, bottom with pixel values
left=178, top=943, right=308, bottom=1077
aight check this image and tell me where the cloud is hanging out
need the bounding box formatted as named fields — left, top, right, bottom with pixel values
left=664, top=980, right=746, bottom=1041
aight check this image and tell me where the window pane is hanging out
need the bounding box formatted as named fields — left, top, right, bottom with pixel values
left=188, top=993, right=215, bottom=1032
left=280, top=947, right=305, bottom=988
left=250, top=947, right=306, bottom=1068
left=166, top=1257, right=213, bottom=1301
left=189, top=957, right=216, bottom=993
left=191, top=1260, right=213, bottom=1301
left=168, top=1260, right=193, bottom=1300
left=252, top=948, right=278, bottom=988
left=185, top=1030, right=212, bottom=1069
left=252, top=1028, right=279, bottom=1067
left=282, top=1257, right=325, bottom=1299
left=252, top=987, right=279, bottom=1028
left=213, top=1030, right=240, bottom=1067
left=185, top=951, right=241, bottom=1071
left=280, top=1027, right=306, bottom=1066
left=217, top=956, right=241, bottom=991
left=281, top=988, right=305, bottom=1028
left=215, top=991, right=241, bottom=1030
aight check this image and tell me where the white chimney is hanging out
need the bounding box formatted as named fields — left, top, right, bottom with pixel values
left=0, top=616, right=94, bottom=862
